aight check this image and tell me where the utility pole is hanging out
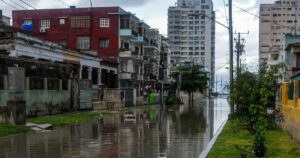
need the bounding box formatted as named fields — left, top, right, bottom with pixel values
left=237, top=33, right=241, bottom=75
left=221, top=77, right=223, bottom=95
left=229, top=0, right=233, bottom=89
left=234, top=31, right=248, bottom=77
left=215, top=75, right=218, bottom=94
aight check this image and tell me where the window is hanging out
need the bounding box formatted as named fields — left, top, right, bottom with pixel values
left=77, top=36, right=90, bottom=50
left=40, top=19, right=50, bottom=29
left=71, top=16, right=90, bottom=28
left=288, top=82, right=294, bottom=100
left=99, top=39, right=109, bottom=48
left=100, top=18, right=109, bottom=27
left=59, top=18, right=65, bottom=25
left=24, top=19, right=32, bottom=25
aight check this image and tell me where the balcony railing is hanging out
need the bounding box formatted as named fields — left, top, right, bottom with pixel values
left=119, top=50, right=143, bottom=60
left=119, top=29, right=138, bottom=38
left=119, top=72, right=131, bottom=80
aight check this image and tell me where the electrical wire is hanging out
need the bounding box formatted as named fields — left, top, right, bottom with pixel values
left=1, top=0, right=18, bottom=9
left=222, top=0, right=229, bottom=25
left=56, top=0, right=69, bottom=7
left=19, top=0, right=36, bottom=9
left=9, top=0, right=27, bottom=10
left=233, top=4, right=296, bottom=32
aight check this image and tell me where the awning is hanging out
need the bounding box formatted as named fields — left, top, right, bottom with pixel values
left=291, top=72, right=300, bottom=81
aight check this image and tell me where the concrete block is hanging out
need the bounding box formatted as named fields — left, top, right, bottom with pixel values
left=6, top=100, right=26, bottom=125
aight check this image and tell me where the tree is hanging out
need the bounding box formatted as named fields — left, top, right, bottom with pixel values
left=170, top=62, right=209, bottom=103
left=229, top=65, right=283, bottom=157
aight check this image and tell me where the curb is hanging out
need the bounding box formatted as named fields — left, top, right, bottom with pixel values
left=198, top=119, right=228, bottom=158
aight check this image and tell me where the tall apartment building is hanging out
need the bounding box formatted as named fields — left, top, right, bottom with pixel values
left=168, top=0, right=215, bottom=91
left=259, top=0, right=300, bottom=68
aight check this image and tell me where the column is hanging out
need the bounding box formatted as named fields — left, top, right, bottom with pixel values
left=25, top=77, right=29, bottom=90
left=4, top=75, right=8, bottom=90
left=59, top=79, right=62, bottom=91
left=98, top=69, right=102, bottom=85
left=88, top=67, right=92, bottom=80
left=44, top=78, right=47, bottom=90
left=79, top=65, right=83, bottom=79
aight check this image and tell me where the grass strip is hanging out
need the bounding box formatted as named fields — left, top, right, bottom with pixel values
left=0, top=111, right=112, bottom=137
left=0, top=124, right=30, bottom=137
left=28, top=112, right=112, bottom=126
left=207, top=120, right=300, bottom=158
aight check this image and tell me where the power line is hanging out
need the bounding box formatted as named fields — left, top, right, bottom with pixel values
left=1, top=0, right=18, bottom=9
left=9, top=0, right=27, bottom=9
left=222, top=0, right=229, bottom=25
left=56, top=0, right=69, bottom=7
left=233, top=4, right=296, bottom=32
left=19, top=0, right=36, bottom=9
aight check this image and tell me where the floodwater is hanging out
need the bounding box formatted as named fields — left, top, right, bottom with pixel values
left=0, top=95, right=229, bottom=158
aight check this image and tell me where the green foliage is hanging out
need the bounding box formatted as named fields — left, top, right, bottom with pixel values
left=28, top=112, right=112, bottom=126
left=0, top=124, right=30, bottom=137
left=207, top=120, right=300, bottom=158
left=253, top=121, right=267, bottom=157
left=228, top=65, right=284, bottom=157
left=170, top=62, right=209, bottom=94
left=267, top=110, right=285, bottom=129
left=234, top=145, right=254, bottom=158
left=165, top=95, right=183, bottom=106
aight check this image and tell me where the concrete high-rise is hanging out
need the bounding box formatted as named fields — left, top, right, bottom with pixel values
left=168, top=0, right=215, bottom=91
left=259, top=0, right=300, bottom=68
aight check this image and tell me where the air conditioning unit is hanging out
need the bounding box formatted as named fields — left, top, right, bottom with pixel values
left=40, top=28, right=46, bottom=33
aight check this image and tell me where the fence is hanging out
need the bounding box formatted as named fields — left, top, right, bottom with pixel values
left=0, top=76, right=71, bottom=116
left=104, top=88, right=122, bottom=102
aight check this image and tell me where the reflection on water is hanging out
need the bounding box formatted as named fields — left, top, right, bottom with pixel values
left=0, top=96, right=229, bottom=158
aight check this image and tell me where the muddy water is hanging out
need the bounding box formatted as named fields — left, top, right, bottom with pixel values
left=0, top=97, right=229, bottom=158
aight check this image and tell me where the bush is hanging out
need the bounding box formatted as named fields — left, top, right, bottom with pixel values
left=267, top=109, right=285, bottom=129
left=165, top=95, right=183, bottom=106
left=253, top=121, right=267, bottom=157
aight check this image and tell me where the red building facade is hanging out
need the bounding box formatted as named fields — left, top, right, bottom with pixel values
left=12, top=7, right=122, bottom=88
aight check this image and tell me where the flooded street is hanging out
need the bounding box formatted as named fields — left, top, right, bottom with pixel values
left=0, top=96, right=229, bottom=158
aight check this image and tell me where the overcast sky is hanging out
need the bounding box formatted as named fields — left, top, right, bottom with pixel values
left=0, top=0, right=276, bottom=90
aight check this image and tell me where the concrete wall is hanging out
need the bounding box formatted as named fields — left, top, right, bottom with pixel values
left=281, top=82, right=300, bottom=143
left=0, top=75, right=70, bottom=116
left=25, top=90, right=70, bottom=115
left=0, top=90, right=8, bottom=107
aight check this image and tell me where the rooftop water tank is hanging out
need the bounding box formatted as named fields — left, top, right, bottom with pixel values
left=21, top=23, right=33, bottom=32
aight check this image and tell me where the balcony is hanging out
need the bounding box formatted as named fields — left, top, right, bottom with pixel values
left=119, top=29, right=138, bottom=39
left=132, top=73, right=143, bottom=81
left=119, top=72, right=131, bottom=80
left=144, top=40, right=159, bottom=51
left=131, top=36, right=147, bottom=44
left=119, top=50, right=143, bottom=61
left=119, top=72, right=143, bottom=81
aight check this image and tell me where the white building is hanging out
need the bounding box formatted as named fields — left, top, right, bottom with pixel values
left=168, top=0, right=215, bottom=91
left=0, top=9, right=10, bottom=26
left=259, top=0, right=300, bottom=68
